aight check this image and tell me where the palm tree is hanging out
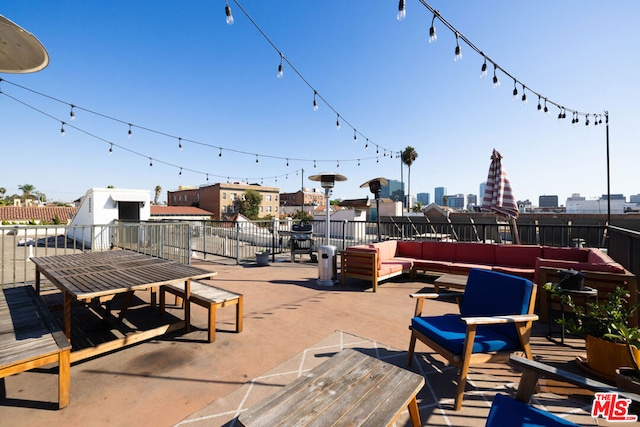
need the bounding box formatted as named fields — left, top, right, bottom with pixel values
left=154, top=185, right=162, bottom=205
left=401, top=146, right=418, bottom=211
left=18, top=184, right=36, bottom=201
left=0, top=187, right=5, bottom=199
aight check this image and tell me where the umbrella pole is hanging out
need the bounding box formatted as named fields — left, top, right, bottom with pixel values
left=510, top=217, right=521, bottom=244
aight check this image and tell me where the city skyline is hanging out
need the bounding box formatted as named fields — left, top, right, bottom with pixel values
left=1, top=2, right=638, bottom=204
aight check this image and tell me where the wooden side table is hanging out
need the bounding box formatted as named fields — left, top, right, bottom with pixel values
left=547, top=286, right=598, bottom=344
left=238, top=349, right=425, bottom=427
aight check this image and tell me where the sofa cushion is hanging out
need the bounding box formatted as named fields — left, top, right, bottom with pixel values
left=495, top=245, right=542, bottom=268
left=376, top=240, right=398, bottom=263
left=346, top=245, right=380, bottom=270
left=542, top=246, right=589, bottom=262
left=411, top=314, right=521, bottom=355
left=536, top=258, right=625, bottom=275
left=396, top=241, right=423, bottom=259
left=587, top=247, right=615, bottom=264
left=492, top=266, right=535, bottom=281
left=379, top=260, right=411, bottom=277
left=422, top=241, right=457, bottom=262
left=448, top=263, right=493, bottom=275
left=455, top=242, right=496, bottom=265
left=413, top=259, right=452, bottom=272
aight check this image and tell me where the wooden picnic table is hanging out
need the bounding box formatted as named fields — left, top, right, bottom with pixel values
left=31, top=250, right=216, bottom=362
left=433, top=273, right=468, bottom=293
left=238, top=349, right=425, bottom=427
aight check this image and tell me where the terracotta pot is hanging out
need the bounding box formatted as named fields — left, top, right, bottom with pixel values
left=616, top=367, right=640, bottom=394
left=586, top=335, right=640, bottom=378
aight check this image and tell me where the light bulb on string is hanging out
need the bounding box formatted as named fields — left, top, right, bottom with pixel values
left=60, top=122, right=66, bottom=135
left=454, top=32, right=462, bottom=61
left=336, top=160, right=339, bottom=168
left=336, top=114, right=341, bottom=130
left=558, top=107, right=563, bottom=120
left=537, top=96, right=542, bottom=112
left=206, top=174, right=209, bottom=182
left=562, top=108, right=567, bottom=119
left=585, top=114, right=590, bottom=126
left=353, top=129, right=358, bottom=143
left=109, top=144, right=113, bottom=155
left=429, top=13, right=437, bottom=43
left=178, top=137, right=183, bottom=151
left=149, top=158, right=153, bottom=168
left=358, top=159, right=360, bottom=166
left=286, top=158, right=289, bottom=167
left=397, top=0, right=406, bottom=21
left=128, top=124, right=132, bottom=138
left=179, top=168, right=182, bottom=177
left=544, top=99, right=549, bottom=114
left=512, top=80, right=518, bottom=100
left=225, top=0, right=234, bottom=25
left=69, top=105, right=75, bottom=120
left=521, top=85, right=527, bottom=104
left=219, top=148, right=222, bottom=158
left=365, top=138, right=369, bottom=149
left=574, top=112, right=579, bottom=125
left=277, top=54, right=284, bottom=79
left=256, top=154, right=259, bottom=164
left=492, top=65, right=500, bottom=88
left=313, top=91, right=318, bottom=111
left=480, top=57, right=487, bottom=78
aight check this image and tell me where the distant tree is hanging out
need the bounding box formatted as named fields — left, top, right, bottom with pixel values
left=0, top=187, right=5, bottom=199
left=291, top=210, right=313, bottom=221
left=412, top=201, right=423, bottom=213
left=442, top=195, right=449, bottom=207
left=18, top=184, right=36, bottom=201
left=402, top=146, right=418, bottom=211
left=234, top=189, right=262, bottom=220
left=33, top=191, right=46, bottom=203
left=107, top=185, right=115, bottom=188
left=154, top=185, right=162, bottom=205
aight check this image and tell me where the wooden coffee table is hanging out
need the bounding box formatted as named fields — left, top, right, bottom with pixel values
left=238, top=349, right=424, bottom=427
left=434, top=273, right=469, bottom=293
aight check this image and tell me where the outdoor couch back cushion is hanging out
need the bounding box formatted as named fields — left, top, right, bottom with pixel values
left=422, top=241, right=457, bottom=262
left=495, top=245, right=542, bottom=268
left=455, top=242, right=496, bottom=265
left=542, top=246, right=589, bottom=262
left=396, top=241, right=423, bottom=259
left=460, top=269, right=534, bottom=340
left=376, top=240, right=398, bottom=263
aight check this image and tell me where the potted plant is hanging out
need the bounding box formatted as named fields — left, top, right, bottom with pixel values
left=605, top=323, right=640, bottom=393
left=255, top=249, right=270, bottom=266
left=550, top=285, right=640, bottom=381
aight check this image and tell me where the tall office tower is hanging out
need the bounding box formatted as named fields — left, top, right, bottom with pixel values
left=417, top=193, right=430, bottom=205
left=381, top=179, right=405, bottom=202
left=479, top=182, right=487, bottom=203
left=539, top=195, right=559, bottom=208
left=434, top=187, right=447, bottom=206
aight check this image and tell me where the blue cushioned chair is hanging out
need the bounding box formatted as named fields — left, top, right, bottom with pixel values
left=408, top=269, right=539, bottom=410
left=486, top=394, right=578, bottom=427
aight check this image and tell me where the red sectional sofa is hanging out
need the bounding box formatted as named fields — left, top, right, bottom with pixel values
left=339, top=240, right=637, bottom=324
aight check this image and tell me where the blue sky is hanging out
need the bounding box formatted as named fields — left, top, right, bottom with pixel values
left=1, top=1, right=638, bottom=205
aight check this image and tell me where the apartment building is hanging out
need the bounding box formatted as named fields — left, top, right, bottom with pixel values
left=167, top=183, right=280, bottom=220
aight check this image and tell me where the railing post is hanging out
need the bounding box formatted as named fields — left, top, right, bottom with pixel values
left=235, top=222, right=240, bottom=265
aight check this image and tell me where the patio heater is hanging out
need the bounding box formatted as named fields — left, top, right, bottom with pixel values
left=309, top=172, right=347, bottom=285
left=360, top=177, right=388, bottom=242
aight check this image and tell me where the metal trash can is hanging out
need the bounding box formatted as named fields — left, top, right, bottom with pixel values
left=317, top=245, right=337, bottom=286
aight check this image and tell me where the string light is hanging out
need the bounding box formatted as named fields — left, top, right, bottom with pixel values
left=178, top=137, right=182, bottom=151
left=521, top=85, right=527, bottom=104
left=358, top=159, right=360, bottom=166
left=353, top=129, right=358, bottom=143
left=492, top=64, right=500, bottom=88
left=277, top=54, right=284, bottom=79
left=179, top=167, right=182, bottom=176
left=149, top=157, right=153, bottom=168
left=480, top=56, right=487, bottom=78
left=109, top=143, right=113, bottom=154
left=537, top=95, right=542, bottom=111
left=585, top=114, right=590, bottom=126
left=429, top=13, right=438, bottom=43
left=206, top=174, right=209, bottom=182
left=60, top=122, right=66, bottom=135
left=397, top=0, right=406, bottom=21
left=69, top=105, right=75, bottom=120
left=512, top=80, right=518, bottom=100
left=128, top=124, right=132, bottom=138
left=454, top=32, right=462, bottom=61
left=336, top=160, right=339, bottom=168
left=365, top=138, right=369, bottom=149
left=336, top=114, right=341, bottom=130
left=313, top=160, right=316, bottom=168
left=544, top=98, right=549, bottom=114
left=219, top=148, right=222, bottom=158
left=255, top=154, right=259, bottom=164
left=313, top=91, right=318, bottom=111
left=225, top=0, right=234, bottom=25
left=286, top=158, right=289, bottom=167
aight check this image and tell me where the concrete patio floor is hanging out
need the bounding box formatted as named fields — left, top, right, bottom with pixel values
left=0, top=255, right=616, bottom=426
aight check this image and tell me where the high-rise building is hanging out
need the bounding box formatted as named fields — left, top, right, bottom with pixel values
left=539, top=195, right=559, bottom=208
left=447, top=194, right=466, bottom=209
left=381, top=179, right=404, bottom=202
left=479, top=182, right=487, bottom=203
left=630, top=194, right=640, bottom=204
left=434, top=187, right=446, bottom=206
left=467, top=194, right=477, bottom=209
left=416, top=193, right=430, bottom=205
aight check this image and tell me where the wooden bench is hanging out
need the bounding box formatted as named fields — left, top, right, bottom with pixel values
left=0, top=286, right=71, bottom=409
left=159, top=281, right=243, bottom=343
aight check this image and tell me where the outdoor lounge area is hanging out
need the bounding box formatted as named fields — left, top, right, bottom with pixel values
left=2, top=253, right=638, bottom=426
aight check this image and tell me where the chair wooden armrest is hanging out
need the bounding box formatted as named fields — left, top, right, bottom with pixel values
left=510, top=354, right=640, bottom=405
left=461, top=314, right=539, bottom=325
left=410, top=292, right=463, bottom=316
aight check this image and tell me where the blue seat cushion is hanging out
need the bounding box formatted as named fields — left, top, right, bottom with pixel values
left=486, top=393, right=579, bottom=427
left=412, top=314, right=521, bottom=355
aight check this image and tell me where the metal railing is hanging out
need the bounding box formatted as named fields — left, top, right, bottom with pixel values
left=2, top=218, right=637, bottom=289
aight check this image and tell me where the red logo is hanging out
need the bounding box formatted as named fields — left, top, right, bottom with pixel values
left=591, top=392, right=638, bottom=422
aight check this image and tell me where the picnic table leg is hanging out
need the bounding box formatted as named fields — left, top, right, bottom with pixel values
left=35, top=268, right=41, bottom=294
left=58, top=348, right=71, bottom=408
left=185, top=279, right=191, bottom=333
left=63, top=291, right=72, bottom=341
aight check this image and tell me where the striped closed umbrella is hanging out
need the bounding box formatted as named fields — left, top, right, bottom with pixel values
left=482, top=149, right=520, bottom=242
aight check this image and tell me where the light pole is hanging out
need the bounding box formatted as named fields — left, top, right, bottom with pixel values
left=605, top=111, right=611, bottom=225
left=360, top=177, right=388, bottom=242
